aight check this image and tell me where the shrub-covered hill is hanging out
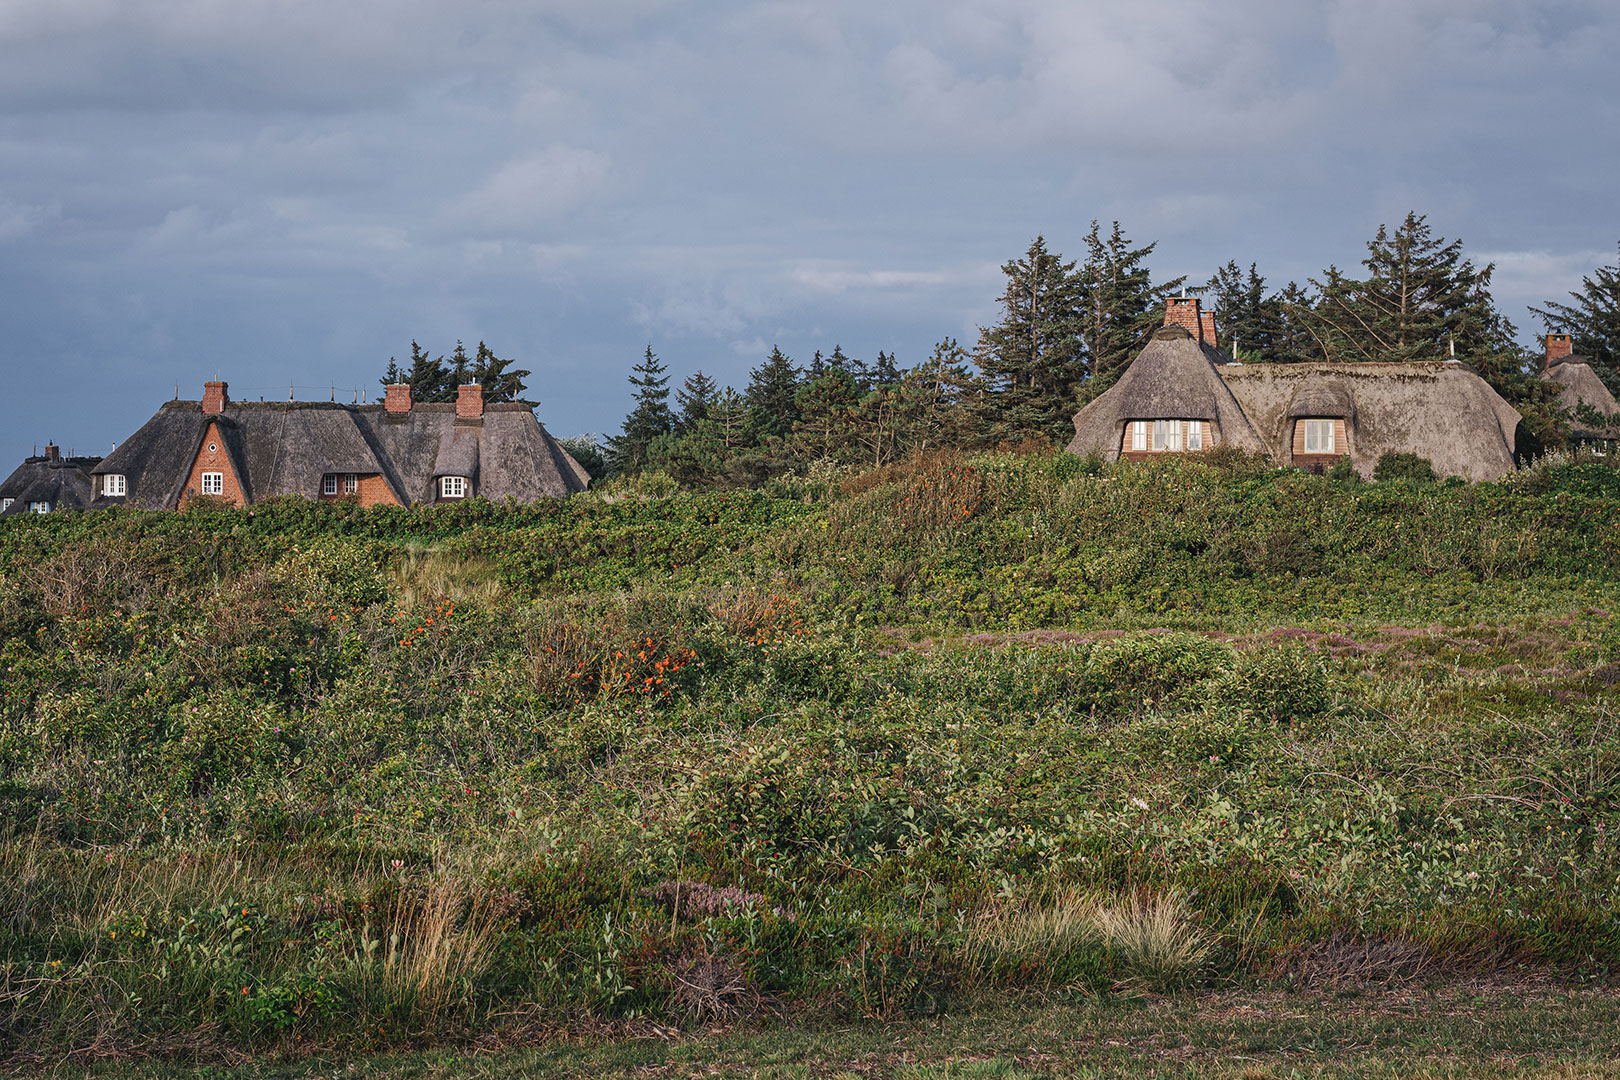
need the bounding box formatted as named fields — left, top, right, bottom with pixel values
left=0, top=453, right=1618, bottom=1065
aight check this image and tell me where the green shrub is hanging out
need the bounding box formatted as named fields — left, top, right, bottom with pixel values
left=1373, top=451, right=1439, bottom=484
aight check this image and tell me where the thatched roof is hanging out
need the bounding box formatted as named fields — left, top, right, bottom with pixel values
left=1221, top=362, right=1522, bottom=481
left=1543, top=360, right=1620, bottom=439
left=0, top=454, right=101, bottom=515
left=92, top=396, right=589, bottom=510
left=1068, top=326, right=1266, bottom=458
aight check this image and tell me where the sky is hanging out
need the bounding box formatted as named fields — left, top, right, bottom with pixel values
left=2, top=0, right=1618, bottom=464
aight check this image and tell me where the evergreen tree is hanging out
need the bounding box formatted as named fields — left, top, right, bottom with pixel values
left=1272, top=282, right=1327, bottom=363
left=391, top=340, right=452, bottom=402
left=790, top=369, right=860, bottom=461
left=745, top=346, right=801, bottom=438
left=1532, top=242, right=1620, bottom=373
left=1076, top=220, right=1184, bottom=396
left=674, top=370, right=718, bottom=432
left=470, top=341, right=534, bottom=404
left=870, top=349, right=902, bottom=387
left=447, top=341, right=472, bottom=391
left=1206, top=261, right=1284, bottom=362
left=607, top=345, right=674, bottom=473
left=1303, top=213, right=1508, bottom=366
left=974, top=235, right=1085, bottom=442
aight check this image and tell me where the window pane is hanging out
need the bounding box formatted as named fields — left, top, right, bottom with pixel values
left=1187, top=422, right=1202, bottom=451
left=1131, top=421, right=1146, bottom=451
left=1152, top=420, right=1166, bottom=451
left=323, top=475, right=337, bottom=495
left=1167, top=421, right=1182, bottom=451
left=344, top=475, right=358, bottom=495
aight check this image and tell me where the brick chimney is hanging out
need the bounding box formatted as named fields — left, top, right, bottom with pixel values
left=44, top=444, right=59, bottom=462
left=202, top=380, right=229, bottom=415
left=1200, top=309, right=1218, bottom=349
left=385, top=383, right=413, bottom=415
left=456, top=383, right=484, bottom=419
left=1546, top=332, right=1573, bottom=367
left=1165, top=297, right=1203, bottom=339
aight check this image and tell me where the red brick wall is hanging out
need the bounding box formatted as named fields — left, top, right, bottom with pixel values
left=456, top=385, right=484, bottom=419
left=202, top=381, right=229, bottom=415
left=180, top=421, right=246, bottom=507
left=319, top=473, right=399, bottom=507
left=385, top=385, right=412, bottom=414
left=1200, top=311, right=1218, bottom=348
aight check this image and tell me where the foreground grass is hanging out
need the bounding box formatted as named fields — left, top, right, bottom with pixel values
left=88, top=988, right=1620, bottom=1078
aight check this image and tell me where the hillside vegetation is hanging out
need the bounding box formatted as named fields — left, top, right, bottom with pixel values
left=2, top=451, right=1619, bottom=1067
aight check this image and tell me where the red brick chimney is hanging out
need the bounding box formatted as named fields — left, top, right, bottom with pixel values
left=1200, top=310, right=1218, bottom=349
left=385, top=384, right=413, bottom=415
left=1546, top=332, right=1573, bottom=367
left=1165, top=297, right=1203, bottom=338
left=202, top=380, right=229, bottom=415
left=456, top=384, right=484, bottom=419
left=44, top=444, right=60, bottom=462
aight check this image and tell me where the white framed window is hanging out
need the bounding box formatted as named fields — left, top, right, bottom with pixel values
left=200, top=472, right=224, bottom=495
left=29, top=501, right=49, bottom=514
left=103, top=474, right=126, bottom=497
left=1187, top=421, right=1203, bottom=451
left=344, top=474, right=358, bottom=495
left=1130, top=421, right=1147, bottom=451
left=1, top=498, right=11, bottom=512
left=1303, top=419, right=1336, bottom=454
left=440, top=475, right=467, bottom=499
left=323, top=474, right=338, bottom=496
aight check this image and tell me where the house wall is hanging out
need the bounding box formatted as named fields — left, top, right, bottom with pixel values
left=180, top=421, right=246, bottom=508
left=1119, top=420, right=1211, bottom=462
left=1291, top=418, right=1348, bottom=472
left=318, top=473, right=399, bottom=508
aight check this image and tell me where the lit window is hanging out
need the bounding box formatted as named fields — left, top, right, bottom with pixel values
left=1130, top=421, right=1147, bottom=451
left=103, top=474, right=126, bottom=497
left=440, top=475, right=466, bottom=499
left=323, top=474, right=338, bottom=496
left=29, top=501, right=49, bottom=514
left=344, top=474, right=358, bottom=495
left=1187, top=422, right=1203, bottom=451
left=1303, top=419, right=1336, bottom=454
left=200, top=472, right=224, bottom=495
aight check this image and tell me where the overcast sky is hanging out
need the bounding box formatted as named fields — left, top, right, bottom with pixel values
left=2, top=0, right=1617, bottom=464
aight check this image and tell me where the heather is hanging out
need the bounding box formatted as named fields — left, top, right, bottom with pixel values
left=1, top=452, right=1619, bottom=1067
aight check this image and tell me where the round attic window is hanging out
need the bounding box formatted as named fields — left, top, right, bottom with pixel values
left=208, top=443, right=218, bottom=452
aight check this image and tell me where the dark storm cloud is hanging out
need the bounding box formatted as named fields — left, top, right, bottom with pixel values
left=1, top=1, right=1617, bottom=463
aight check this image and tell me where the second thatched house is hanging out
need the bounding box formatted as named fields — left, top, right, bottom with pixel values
left=1540, top=332, right=1620, bottom=443
left=84, top=381, right=590, bottom=510
left=0, top=445, right=102, bottom=515
left=1068, top=298, right=1525, bottom=481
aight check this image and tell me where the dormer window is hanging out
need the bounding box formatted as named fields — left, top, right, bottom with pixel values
left=323, top=474, right=338, bottom=496
left=1302, top=419, right=1335, bottom=454
left=344, top=474, right=358, bottom=495
left=200, top=472, right=224, bottom=496
left=1, top=498, right=11, bottom=512
left=440, top=476, right=467, bottom=499
left=29, top=501, right=49, bottom=514
left=1126, top=420, right=1205, bottom=454
left=323, top=474, right=361, bottom=497
left=103, top=474, right=127, bottom=497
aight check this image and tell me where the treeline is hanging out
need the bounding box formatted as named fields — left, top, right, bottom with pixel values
left=594, top=215, right=1620, bottom=482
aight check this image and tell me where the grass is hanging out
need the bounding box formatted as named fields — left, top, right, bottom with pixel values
left=1, top=452, right=1619, bottom=1070
left=81, top=988, right=1620, bottom=1078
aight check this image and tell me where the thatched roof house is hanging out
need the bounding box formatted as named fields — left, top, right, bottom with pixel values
left=87, top=381, right=590, bottom=510
left=1540, top=333, right=1620, bottom=441
left=0, top=445, right=101, bottom=515
left=1068, top=298, right=1524, bottom=481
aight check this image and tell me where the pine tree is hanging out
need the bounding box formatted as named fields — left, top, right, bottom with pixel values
left=399, top=341, right=452, bottom=402
left=470, top=341, right=534, bottom=404
left=974, top=236, right=1085, bottom=442
left=674, top=370, right=718, bottom=432
left=447, top=342, right=472, bottom=391
left=1304, top=213, right=1506, bottom=365
left=745, top=346, right=801, bottom=438
left=1532, top=242, right=1620, bottom=373
left=790, top=369, right=860, bottom=461
left=870, top=349, right=902, bottom=387
left=1205, top=261, right=1285, bottom=362
left=1076, top=221, right=1184, bottom=396
left=1272, top=282, right=1326, bottom=363
left=607, top=345, right=674, bottom=473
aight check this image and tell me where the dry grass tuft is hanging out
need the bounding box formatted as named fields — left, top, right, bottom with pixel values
left=1095, top=889, right=1213, bottom=993
left=391, top=547, right=502, bottom=608
left=1275, top=930, right=1443, bottom=990
left=666, top=945, right=768, bottom=1024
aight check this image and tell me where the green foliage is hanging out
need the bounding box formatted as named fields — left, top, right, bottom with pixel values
left=1373, top=451, right=1439, bottom=484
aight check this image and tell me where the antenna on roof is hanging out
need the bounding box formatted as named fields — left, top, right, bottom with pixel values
left=331, top=386, right=335, bottom=402
left=362, top=388, right=367, bottom=404
left=289, top=383, right=294, bottom=402
left=174, top=384, right=179, bottom=400
left=352, top=387, right=357, bottom=404
left=1449, top=332, right=1456, bottom=359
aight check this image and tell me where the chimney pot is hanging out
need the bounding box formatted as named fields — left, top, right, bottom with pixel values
left=1546, top=333, right=1573, bottom=366
left=44, top=444, right=60, bottom=462
left=1199, top=310, right=1218, bottom=349
left=385, top=383, right=413, bottom=415
left=202, top=380, right=229, bottom=415
left=456, top=383, right=485, bottom=419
